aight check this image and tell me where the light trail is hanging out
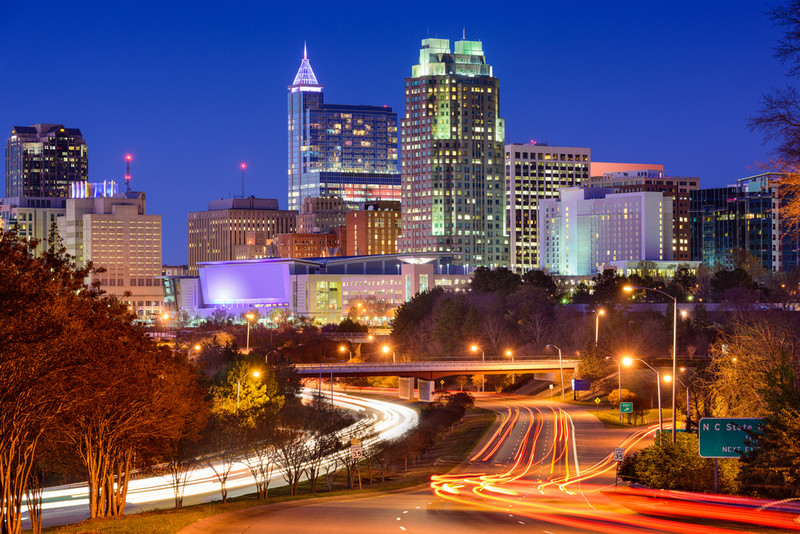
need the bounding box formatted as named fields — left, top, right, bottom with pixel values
left=431, top=399, right=800, bottom=533
left=30, top=389, right=418, bottom=528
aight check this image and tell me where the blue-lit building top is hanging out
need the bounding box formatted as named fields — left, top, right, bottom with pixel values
left=689, top=173, right=799, bottom=272
left=287, top=46, right=399, bottom=213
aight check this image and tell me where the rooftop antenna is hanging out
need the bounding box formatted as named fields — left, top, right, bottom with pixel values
left=463, top=27, right=465, bottom=39
left=125, top=154, right=132, bottom=193
left=241, top=163, right=246, bottom=198
left=304, top=40, right=307, bottom=60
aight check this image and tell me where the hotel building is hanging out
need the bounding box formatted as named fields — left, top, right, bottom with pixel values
left=346, top=200, right=401, bottom=256
left=539, top=187, right=673, bottom=276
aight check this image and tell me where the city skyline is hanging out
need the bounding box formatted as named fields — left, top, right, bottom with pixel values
left=1, top=0, right=783, bottom=264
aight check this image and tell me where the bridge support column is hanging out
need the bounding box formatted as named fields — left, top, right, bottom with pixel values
left=418, top=379, right=435, bottom=403
left=398, top=377, right=414, bottom=400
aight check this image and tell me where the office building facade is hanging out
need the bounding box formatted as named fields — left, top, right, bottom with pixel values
left=296, top=195, right=346, bottom=234
left=346, top=200, right=401, bottom=256
left=505, top=143, right=590, bottom=272
left=188, top=198, right=297, bottom=275
left=689, top=173, right=797, bottom=272
left=587, top=170, right=698, bottom=262
left=399, top=38, right=508, bottom=267
left=5, top=124, right=88, bottom=198
left=57, top=190, right=163, bottom=320
left=287, top=47, right=399, bottom=212
left=539, top=187, right=673, bottom=276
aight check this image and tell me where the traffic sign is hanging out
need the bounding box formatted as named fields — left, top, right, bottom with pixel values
left=620, top=402, right=633, bottom=413
left=594, top=397, right=601, bottom=405
left=613, top=447, right=625, bottom=462
left=350, top=438, right=363, bottom=459
left=698, top=418, right=763, bottom=458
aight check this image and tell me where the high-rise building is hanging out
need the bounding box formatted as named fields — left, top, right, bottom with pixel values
left=57, top=189, right=162, bottom=321
left=297, top=195, right=346, bottom=234
left=274, top=232, right=340, bottom=259
left=539, top=187, right=673, bottom=276
left=689, top=173, right=796, bottom=272
left=0, top=196, right=66, bottom=255
left=287, top=46, right=399, bottom=212
left=346, top=200, right=401, bottom=256
left=505, top=143, right=590, bottom=272
left=187, top=198, right=297, bottom=275
left=399, top=38, right=508, bottom=267
left=587, top=170, right=699, bottom=262
left=5, top=124, right=88, bottom=198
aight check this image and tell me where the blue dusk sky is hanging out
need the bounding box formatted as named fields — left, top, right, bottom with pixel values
left=1, top=0, right=786, bottom=264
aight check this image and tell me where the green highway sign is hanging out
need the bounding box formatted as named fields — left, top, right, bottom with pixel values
left=620, top=402, right=633, bottom=413
left=698, top=418, right=763, bottom=458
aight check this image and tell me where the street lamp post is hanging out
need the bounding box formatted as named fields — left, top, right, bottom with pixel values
left=340, top=346, right=353, bottom=361
left=506, top=350, right=514, bottom=384
left=189, top=344, right=201, bottom=360
left=546, top=344, right=565, bottom=399
left=605, top=356, right=622, bottom=420
left=623, top=357, right=662, bottom=434
left=246, top=313, right=254, bottom=352
left=595, top=309, right=605, bottom=345
left=382, top=345, right=395, bottom=362
left=236, top=370, right=260, bottom=414
left=265, top=350, right=278, bottom=365
left=624, top=286, right=677, bottom=443
left=471, top=345, right=485, bottom=393
left=669, top=370, right=693, bottom=430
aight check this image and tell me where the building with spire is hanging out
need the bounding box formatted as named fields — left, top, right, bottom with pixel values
left=398, top=38, right=508, bottom=268
left=287, top=45, right=400, bottom=213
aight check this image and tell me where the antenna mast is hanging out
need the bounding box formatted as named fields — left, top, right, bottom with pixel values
left=241, top=163, right=246, bottom=198
left=125, top=154, right=132, bottom=193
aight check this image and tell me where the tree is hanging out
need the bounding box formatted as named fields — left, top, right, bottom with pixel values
left=469, top=266, right=521, bottom=297
left=201, top=414, right=242, bottom=504
left=632, top=434, right=723, bottom=492
left=521, top=269, right=559, bottom=299
left=455, top=376, right=469, bottom=391
left=738, top=360, right=800, bottom=498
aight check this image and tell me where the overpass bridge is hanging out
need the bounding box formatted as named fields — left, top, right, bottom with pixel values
left=295, top=359, right=580, bottom=402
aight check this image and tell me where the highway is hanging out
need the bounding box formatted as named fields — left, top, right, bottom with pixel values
left=26, top=390, right=418, bottom=529
left=179, top=395, right=800, bottom=534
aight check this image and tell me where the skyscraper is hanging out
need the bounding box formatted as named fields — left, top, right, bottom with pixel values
left=505, top=143, right=590, bottom=272
left=399, top=38, right=508, bottom=267
left=287, top=45, right=399, bottom=212
left=5, top=124, right=88, bottom=198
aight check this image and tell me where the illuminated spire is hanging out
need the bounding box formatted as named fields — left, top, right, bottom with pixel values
left=292, top=42, right=318, bottom=85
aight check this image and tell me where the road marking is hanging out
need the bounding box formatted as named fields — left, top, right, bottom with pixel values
left=403, top=511, right=408, bottom=514
left=544, top=531, right=555, bottom=534
left=397, top=517, right=401, bottom=520
left=415, top=506, right=420, bottom=509
left=518, top=521, right=525, bottom=524
left=400, top=528, right=406, bottom=531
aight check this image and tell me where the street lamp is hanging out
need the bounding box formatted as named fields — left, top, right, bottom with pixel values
left=245, top=313, right=255, bottom=352
left=189, top=344, right=201, bottom=360
left=471, top=345, right=485, bottom=393
left=506, top=350, right=514, bottom=384
left=547, top=344, right=565, bottom=399
left=382, top=345, right=395, bottom=363
left=236, top=370, right=260, bottom=414
left=623, top=356, right=662, bottom=434
left=340, top=346, right=353, bottom=361
left=666, top=372, right=692, bottom=430
left=605, top=356, right=622, bottom=420
left=624, top=286, right=677, bottom=443
left=595, top=309, right=605, bottom=345
left=265, top=350, right=278, bottom=365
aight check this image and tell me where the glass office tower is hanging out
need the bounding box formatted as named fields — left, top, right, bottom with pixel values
left=287, top=46, right=399, bottom=212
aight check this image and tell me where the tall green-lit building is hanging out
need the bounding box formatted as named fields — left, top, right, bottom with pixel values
left=399, top=38, right=508, bottom=268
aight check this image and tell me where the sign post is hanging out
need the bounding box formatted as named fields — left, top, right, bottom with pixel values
left=351, top=438, right=363, bottom=489
left=613, top=447, right=625, bottom=490
left=549, top=383, right=554, bottom=399
left=698, top=418, right=763, bottom=493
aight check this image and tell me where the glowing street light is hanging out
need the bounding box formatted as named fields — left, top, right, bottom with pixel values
left=340, top=346, right=353, bottom=361
left=605, top=356, right=622, bottom=419
left=236, top=370, right=260, bottom=414
left=245, top=313, right=255, bottom=352
left=624, top=285, right=677, bottom=443
left=547, top=344, right=565, bottom=399
left=595, top=309, right=605, bottom=345
left=471, top=345, right=485, bottom=393
left=382, top=345, right=395, bottom=363
left=623, top=356, right=662, bottom=433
